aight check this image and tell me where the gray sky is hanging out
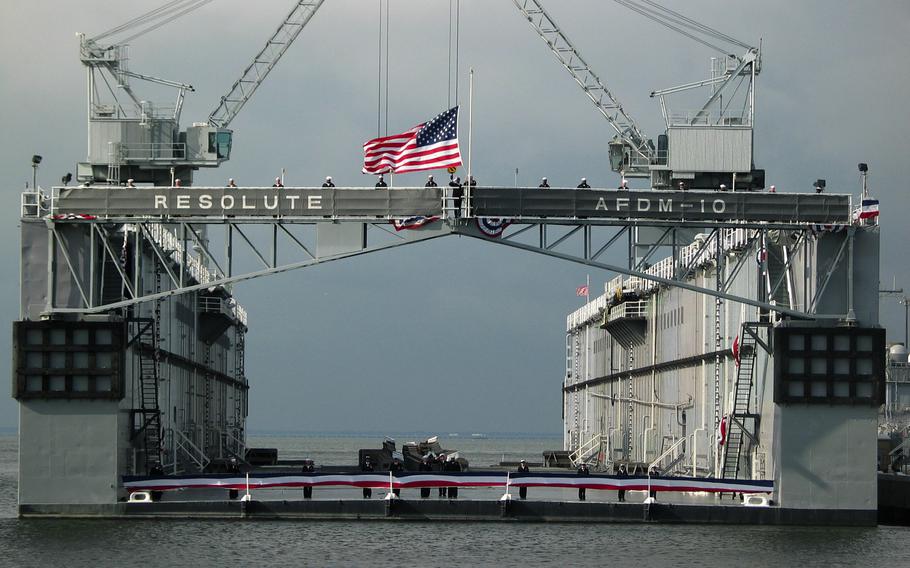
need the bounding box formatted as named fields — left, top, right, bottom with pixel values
left=1, top=0, right=908, bottom=434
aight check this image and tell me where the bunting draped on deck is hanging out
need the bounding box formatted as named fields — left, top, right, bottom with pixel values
left=124, top=471, right=773, bottom=494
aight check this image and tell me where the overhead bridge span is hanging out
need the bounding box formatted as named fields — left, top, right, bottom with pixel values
left=24, top=185, right=854, bottom=321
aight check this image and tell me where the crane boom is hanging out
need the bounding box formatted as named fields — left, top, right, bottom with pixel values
left=207, top=0, right=325, bottom=128
left=511, top=0, right=654, bottom=173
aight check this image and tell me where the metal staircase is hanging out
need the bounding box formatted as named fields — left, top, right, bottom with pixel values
left=130, top=259, right=164, bottom=473
left=232, top=330, right=246, bottom=450
left=766, top=245, right=792, bottom=308
left=720, top=322, right=768, bottom=479
left=569, top=433, right=604, bottom=467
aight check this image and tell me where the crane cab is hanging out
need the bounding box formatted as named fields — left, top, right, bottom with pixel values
left=184, top=124, right=233, bottom=164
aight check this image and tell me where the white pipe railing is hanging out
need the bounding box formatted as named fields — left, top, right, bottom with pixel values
left=568, top=229, right=755, bottom=331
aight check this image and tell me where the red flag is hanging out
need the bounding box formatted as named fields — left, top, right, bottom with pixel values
left=576, top=285, right=589, bottom=297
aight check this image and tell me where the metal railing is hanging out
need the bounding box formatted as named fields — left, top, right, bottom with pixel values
left=20, top=189, right=47, bottom=218
left=606, top=299, right=648, bottom=322
left=138, top=224, right=248, bottom=326
left=566, top=293, right=608, bottom=331
left=649, top=433, right=692, bottom=474
left=569, top=229, right=754, bottom=329
left=111, top=141, right=189, bottom=162
left=163, top=427, right=211, bottom=474
left=569, top=433, right=604, bottom=467
left=667, top=109, right=753, bottom=127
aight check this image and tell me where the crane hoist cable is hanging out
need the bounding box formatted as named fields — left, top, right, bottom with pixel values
left=376, top=0, right=391, bottom=137
left=636, top=0, right=752, bottom=50
left=613, top=0, right=754, bottom=54
left=447, top=0, right=461, bottom=108
left=91, top=0, right=215, bottom=46
left=613, top=0, right=729, bottom=54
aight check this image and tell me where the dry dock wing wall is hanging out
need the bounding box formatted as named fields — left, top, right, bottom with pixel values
left=15, top=219, right=248, bottom=509
left=564, top=225, right=884, bottom=515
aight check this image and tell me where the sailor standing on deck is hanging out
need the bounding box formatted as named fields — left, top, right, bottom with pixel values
left=425, top=175, right=438, bottom=187
left=445, top=455, right=461, bottom=499
left=449, top=176, right=463, bottom=218
left=437, top=454, right=448, bottom=498
left=227, top=178, right=237, bottom=188
left=375, top=175, right=388, bottom=188
left=273, top=177, right=284, bottom=188
left=577, top=177, right=590, bottom=189
left=516, top=459, right=530, bottom=500
left=301, top=459, right=315, bottom=499
left=419, top=457, right=433, bottom=499
left=362, top=457, right=374, bottom=499
left=538, top=177, right=550, bottom=189
left=648, top=466, right=659, bottom=501
left=616, top=463, right=628, bottom=502
left=322, top=176, right=335, bottom=188
left=390, top=457, right=404, bottom=497
left=577, top=462, right=590, bottom=501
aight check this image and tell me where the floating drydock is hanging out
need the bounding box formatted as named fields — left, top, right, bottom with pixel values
left=12, top=182, right=889, bottom=526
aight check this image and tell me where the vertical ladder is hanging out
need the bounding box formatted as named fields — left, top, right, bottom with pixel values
left=135, top=268, right=162, bottom=473
left=720, top=322, right=764, bottom=479
left=233, top=329, right=246, bottom=453
left=107, top=143, right=122, bottom=185
left=202, top=342, right=213, bottom=459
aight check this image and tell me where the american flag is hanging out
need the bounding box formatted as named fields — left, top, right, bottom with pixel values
left=576, top=285, right=589, bottom=297
left=362, top=107, right=462, bottom=175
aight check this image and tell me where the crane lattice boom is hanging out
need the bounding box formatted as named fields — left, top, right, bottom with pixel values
left=511, top=0, right=654, bottom=170
left=207, top=0, right=325, bottom=128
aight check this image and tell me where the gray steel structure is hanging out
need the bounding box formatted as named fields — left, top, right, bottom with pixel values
left=15, top=183, right=885, bottom=521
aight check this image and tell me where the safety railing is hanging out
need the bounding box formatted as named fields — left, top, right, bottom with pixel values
left=566, top=293, right=608, bottom=331
left=20, top=189, right=47, bottom=218
left=162, top=427, right=211, bottom=474
left=569, top=433, right=604, bottom=468
left=649, top=433, right=691, bottom=474
left=113, top=141, right=188, bottom=162
left=667, top=109, right=752, bottom=127
left=568, top=228, right=755, bottom=329
left=606, top=299, right=648, bottom=323
left=139, top=224, right=248, bottom=326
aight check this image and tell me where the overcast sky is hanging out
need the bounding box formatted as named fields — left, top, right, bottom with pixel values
left=1, top=0, right=908, bottom=435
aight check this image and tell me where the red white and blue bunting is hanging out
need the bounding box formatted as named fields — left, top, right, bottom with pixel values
left=123, top=472, right=772, bottom=494
left=475, top=218, right=512, bottom=238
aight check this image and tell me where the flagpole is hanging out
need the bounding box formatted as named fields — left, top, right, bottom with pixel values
left=467, top=67, right=474, bottom=217
left=586, top=274, right=590, bottom=302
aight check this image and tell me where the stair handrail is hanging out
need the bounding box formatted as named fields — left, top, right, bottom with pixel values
left=569, top=433, right=603, bottom=466
left=171, top=427, right=211, bottom=471
left=649, top=433, right=692, bottom=471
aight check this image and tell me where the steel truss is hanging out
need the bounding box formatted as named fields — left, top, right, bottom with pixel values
left=42, top=216, right=852, bottom=322
left=455, top=220, right=845, bottom=321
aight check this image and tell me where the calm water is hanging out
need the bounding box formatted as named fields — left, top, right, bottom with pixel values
left=0, top=432, right=907, bottom=567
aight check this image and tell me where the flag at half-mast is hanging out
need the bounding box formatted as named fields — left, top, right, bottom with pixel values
left=362, top=107, right=462, bottom=175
